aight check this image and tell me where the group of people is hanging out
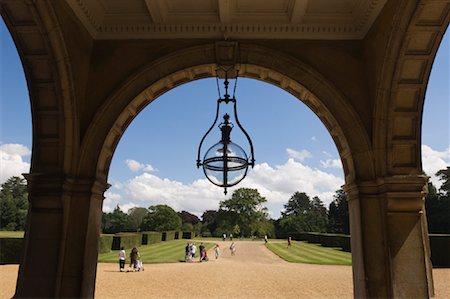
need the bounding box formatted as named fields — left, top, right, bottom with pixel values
left=119, top=246, right=144, bottom=272
left=185, top=242, right=210, bottom=262
left=184, top=242, right=223, bottom=262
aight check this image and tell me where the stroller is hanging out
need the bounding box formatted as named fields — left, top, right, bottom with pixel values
left=136, top=257, right=144, bottom=271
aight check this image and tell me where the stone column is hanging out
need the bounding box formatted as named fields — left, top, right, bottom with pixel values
left=385, top=176, right=432, bottom=298
left=15, top=174, right=108, bottom=298
left=15, top=174, right=65, bottom=298
left=344, top=175, right=433, bottom=298
left=56, top=178, right=108, bottom=298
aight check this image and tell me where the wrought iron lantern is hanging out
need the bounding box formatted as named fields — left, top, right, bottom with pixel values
left=197, top=70, right=255, bottom=195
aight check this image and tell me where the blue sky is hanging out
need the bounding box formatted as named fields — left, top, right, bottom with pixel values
left=1, top=19, right=449, bottom=218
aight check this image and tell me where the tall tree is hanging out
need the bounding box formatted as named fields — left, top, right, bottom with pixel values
left=178, top=211, right=200, bottom=225
left=219, top=188, right=269, bottom=237
left=282, top=192, right=310, bottom=216
left=436, top=167, right=450, bottom=196
left=102, top=205, right=129, bottom=233
left=140, top=204, right=182, bottom=231
left=278, top=192, right=328, bottom=234
left=0, top=176, right=28, bottom=230
left=201, top=210, right=218, bottom=236
left=127, top=207, right=148, bottom=231
left=327, top=189, right=349, bottom=234
left=426, top=171, right=450, bottom=233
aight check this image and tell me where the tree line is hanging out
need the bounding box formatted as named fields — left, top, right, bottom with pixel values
left=101, top=187, right=349, bottom=237
left=1, top=166, right=449, bottom=235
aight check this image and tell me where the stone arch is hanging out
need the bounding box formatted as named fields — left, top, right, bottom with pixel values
left=382, top=1, right=449, bottom=176
left=79, top=44, right=374, bottom=190
left=1, top=0, right=78, bottom=176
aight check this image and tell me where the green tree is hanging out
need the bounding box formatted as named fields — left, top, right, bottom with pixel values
left=327, top=189, right=349, bottom=234
left=282, top=192, right=310, bottom=216
left=0, top=176, right=28, bottom=230
left=140, top=204, right=182, bottom=231
left=278, top=192, right=328, bottom=234
left=219, top=188, right=268, bottom=237
left=127, top=207, right=148, bottom=231
left=201, top=210, right=218, bottom=235
left=436, top=167, right=450, bottom=196
left=426, top=174, right=450, bottom=233
left=178, top=211, right=200, bottom=225
left=102, top=205, right=129, bottom=233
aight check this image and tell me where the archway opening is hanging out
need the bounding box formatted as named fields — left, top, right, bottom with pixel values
left=96, top=77, right=354, bottom=297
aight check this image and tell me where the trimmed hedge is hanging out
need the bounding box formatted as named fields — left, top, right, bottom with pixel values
left=163, top=231, right=176, bottom=241
left=279, top=232, right=351, bottom=252
left=99, top=234, right=114, bottom=254
left=0, top=238, right=23, bottom=264
left=141, top=231, right=162, bottom=245
left=182, top=231, right=194, bottom=239
left=111, top=233, right=141, bottom=250
left=429, top=234, right=450, bottom=267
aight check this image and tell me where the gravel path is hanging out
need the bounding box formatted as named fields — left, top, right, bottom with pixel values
left=1, top=241, right=449, bottom=298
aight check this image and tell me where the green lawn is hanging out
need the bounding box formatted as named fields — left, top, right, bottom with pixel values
left=266, top=241, right=352, bottom=265
left=98, top=240, right=215, bottom=263
left=0, top=231, right=24, bottom=238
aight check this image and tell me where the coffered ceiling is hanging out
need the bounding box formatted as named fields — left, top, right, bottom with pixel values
left=66, top=0, right=387, bottom=39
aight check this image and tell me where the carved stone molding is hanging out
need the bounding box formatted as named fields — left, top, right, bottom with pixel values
left=65, top=0, right=387, bottom=40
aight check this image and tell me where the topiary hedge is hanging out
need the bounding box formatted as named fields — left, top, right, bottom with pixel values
left=111, top=233, right=141, bottom=250
left=163, top=231, right=176, bottom=241
left=182, top=231, right=194, bottom=239
left=0, top=238, right=23, bottom=264
left=99, top=234, right=114, bottom=254
left=141, top=231, right=162, bottom=245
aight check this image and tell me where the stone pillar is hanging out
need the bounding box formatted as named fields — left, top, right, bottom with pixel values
left=15, top=174, right=108, bottom=298
left=15, top=174, right=65, bottom=298
left=345, top=175, right=433, bottom=298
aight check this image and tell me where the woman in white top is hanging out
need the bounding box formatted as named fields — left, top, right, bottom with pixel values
left=119, top=247, right=126, bottom=272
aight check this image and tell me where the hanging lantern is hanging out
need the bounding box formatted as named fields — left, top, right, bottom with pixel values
left=197, top=70, right=255, bottom=195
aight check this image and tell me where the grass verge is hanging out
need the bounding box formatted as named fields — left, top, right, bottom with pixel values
left=98, top=240, right=215, bottom=264
left=266, top=241, right=352, bottom=265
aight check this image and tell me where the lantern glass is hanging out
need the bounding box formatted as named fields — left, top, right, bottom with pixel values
left=203, top=141, right=248, bottom=187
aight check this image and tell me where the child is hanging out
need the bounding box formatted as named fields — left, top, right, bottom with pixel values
left=119, top=247, right=126, bottom=272
left=229, top=242, right=236, bottom=256
left=136, top=255, right=144, bottom=271
left=214, top=244, right=221, bottom=259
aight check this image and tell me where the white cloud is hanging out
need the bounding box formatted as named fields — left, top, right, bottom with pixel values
left=125, top=173, right=223, bottom=216
left=286, top=148, right=312, bottom=161
left=103, top=191, right=122, bottom=212
left=322, top=151, right=333, bottom=158
left=311, top=136, right=317, bottom=141
left=125, top=159, right=157, bottom=173
left=320, top=158, right=343, bottom=169
left=0, top=143, right=31, bottom=184
left=120, top=203, right=138, bottom=214
left=422, top=144, right=450, bottom=188
left=118, top=157, right=344, bottom=218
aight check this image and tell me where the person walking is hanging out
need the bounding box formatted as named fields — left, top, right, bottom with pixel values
left=264, top=235, right=268, bottom=244
left=287, top=237, right=292, bottom=248
left=199, top=242, right=205, bottom=262
left=185, top=243, right=191, bottom=262
left=223, top=233, right=226, bottom=241
left=128, top=247, right=138, bottom=272
left=229, top=242, right=236, bottom=256
left=214, top=244, right=221, bottom=259
left=191, top=243, right=197, bottom=260
left=119, top=247, right=126, bottom=272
